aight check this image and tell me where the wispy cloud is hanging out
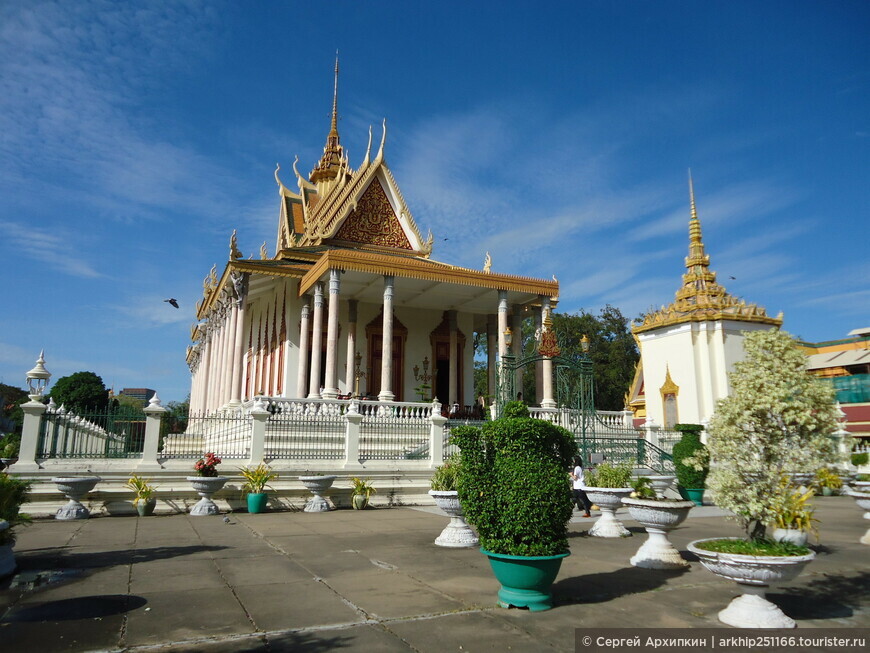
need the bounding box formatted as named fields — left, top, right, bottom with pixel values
left=0, top=219, right=101, bottom=278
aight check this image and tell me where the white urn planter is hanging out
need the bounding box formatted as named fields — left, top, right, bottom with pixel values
left=645, top=475, right=676, bottom=498
left=0, top=520, right=15, bottom=579
left=772, top=528, right=809, bottom=547
left=52, top=476, right=101, bottom=520
left=186, top=476, right=229, bottom=516
left=847, top=490, right=870, bottom=545
left=299, top=475, right=336, bottom=512
left=429, top=490, right=478, bottom=548
left=585, top=487, right=633, bottom=537
left=688, top=537, right=815, bottom=628
left=622, top=497, right=694, bottom=569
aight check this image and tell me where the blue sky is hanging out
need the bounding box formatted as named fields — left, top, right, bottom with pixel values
left=1, top=1, right=867, bottom=403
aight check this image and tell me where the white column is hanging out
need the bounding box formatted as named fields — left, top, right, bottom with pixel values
left=534, top=304, right=543, bottom=404
left=379, top=275, right=395, bottom=402
left=497, top=290, right=508, bottom=358
left=448, top=310, right=458, bottom=406
left=308, top=282, right=325, bottom=398
left=296, top=296, right=311, bottom=398
left=512, top=304, right=523, bottom=399
left=230, top=297, right=247, bottom=405
left=486, top=314, right=497, bottom=403
left=202, top=330, right=214, bottom=410
left=323, top=269, right=342, bottom=399
left=541, top=297, right=556, bottom=409
left=222, top=305, right=235, bottom=406
left=345, top=299, right=358, bottom=395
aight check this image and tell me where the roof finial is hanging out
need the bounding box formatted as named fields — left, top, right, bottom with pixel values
left=310, top=53, right=345, bottom=183
left=688, top=168, right=698, bottom=221
left=330, top=51, right=339, bottom=137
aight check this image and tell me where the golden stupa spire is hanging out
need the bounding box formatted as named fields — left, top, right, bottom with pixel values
left=632, top=171, right=782, bottom=333
left=310, top=53, right=345, bottom=184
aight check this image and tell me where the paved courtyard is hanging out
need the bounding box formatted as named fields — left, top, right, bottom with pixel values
left=1, top=497, right=868, bottom=652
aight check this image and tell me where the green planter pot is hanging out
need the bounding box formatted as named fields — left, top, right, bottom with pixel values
left=352, top=494, right=369, bottom=510
left=247, top=493, right=268, bottom=514
left=481, top=548, right=570, bottom=612
left=678, top=487, right=704, bottom=506
left=136, top=498, right=156, bottom=517
left=821, top=487, right=834, bottom=497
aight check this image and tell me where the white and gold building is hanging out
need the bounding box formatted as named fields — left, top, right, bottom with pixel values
left=186, top=62, right=558, bottom=413
left=627, top=175, right=783, bottom=427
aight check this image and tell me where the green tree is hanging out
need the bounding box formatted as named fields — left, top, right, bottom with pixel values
left=707, top=329, right=842, bottom=541
left=0, top=383, right=28, bottom=435
left=551, top=305, right=639, bottom=410
left=114, top=394, right=146, bottom=410
left=49, top=371, right=109, bottom=412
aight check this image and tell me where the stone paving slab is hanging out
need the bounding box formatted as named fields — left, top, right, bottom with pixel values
left=0, top=499, right=867, bottom=652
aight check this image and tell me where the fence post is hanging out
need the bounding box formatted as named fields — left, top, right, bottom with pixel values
left=344, top=399, right=363, bottom=468
left=429, top=400, right=446, bottom=466
left=622, top=409, right=634, bottom=428
left=138, top=394, right=167, bottom=471
left=643, top=417, right=660, bottom=449
left=15, top=399, right=47, bottom=471
left=248, top=399, right=270, bottom=465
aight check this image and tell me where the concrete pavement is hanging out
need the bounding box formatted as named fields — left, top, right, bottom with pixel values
left=1, top=497, right=868, bottom=652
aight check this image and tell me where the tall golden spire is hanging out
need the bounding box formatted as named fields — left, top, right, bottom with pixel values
left=633, top=171, right=782, bottom=333
left=310, top=54, right=345, bottom=183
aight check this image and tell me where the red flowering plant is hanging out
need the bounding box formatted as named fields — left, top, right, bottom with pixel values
left=194, top=452, right=222, bottom=477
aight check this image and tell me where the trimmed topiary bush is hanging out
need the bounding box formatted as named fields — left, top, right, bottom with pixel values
left=672, top=424, right=708, bottom=490
left=852, top=452, right=869, bottom=467
left=452, top=400, right=577, bottom=556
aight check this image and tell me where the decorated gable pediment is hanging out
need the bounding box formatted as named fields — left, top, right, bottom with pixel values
left=332, top=177, right=412, bottom=250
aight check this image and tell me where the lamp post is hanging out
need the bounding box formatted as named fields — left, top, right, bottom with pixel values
left=353, top=351, right=367, bottom=399
left=25, top=350, right=51, bottom=401
left=413, top=356, right=433, bottom=401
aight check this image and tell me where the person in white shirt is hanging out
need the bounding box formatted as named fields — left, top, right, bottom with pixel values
left=570, top=456, right=592, bottom=517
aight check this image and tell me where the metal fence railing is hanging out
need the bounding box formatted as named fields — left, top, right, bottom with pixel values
left=359, top=413, right=430, bottom=461
left=576, top=437, right=674, bottom=475
left=264, top=410, right=345, bottom=460
left=38, top=406, right=145, bottom=459
left=161, top=409, right=251, bottom=459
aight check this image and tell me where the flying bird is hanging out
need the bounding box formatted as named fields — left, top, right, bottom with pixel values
left=164, top=298, right=179, bottom=309
left=729, top=276, right=736, bottom=280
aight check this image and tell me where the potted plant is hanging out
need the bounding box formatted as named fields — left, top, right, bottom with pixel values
left=350, top=477, right=376, bottom=510
left=813, top=467, right=843, bottom=497
left=689, top=329, right=842, bottom=628
left=428, top=454, right=478, bottom=548
left=187, top=452, right=228, bottom=516
left=769, top=476, right=818, bottom=546
left=239, top=463, right=278, bottom=514
left=584, top=461, right=635, bottom=538
left=621, top=477, right=695, bottom=569
left=672, top=423, right=708, bottom=505
left=0, top=473, right=30, bottom=578
left=0, top=432, right=21, bottom=468
left=126, top=475, right=157, bottom=516
left=452, top=401, right=577, bottom=611
left=51, top=476, right=102, bottom=520
left=299, top=474, right=337, bottom=512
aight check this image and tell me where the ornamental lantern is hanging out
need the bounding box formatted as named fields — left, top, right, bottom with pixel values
left=26, top=350, right=51, bottom=399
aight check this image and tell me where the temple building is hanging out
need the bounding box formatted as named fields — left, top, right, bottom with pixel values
left=186, top=61, right=558, bottom=413
left=626, top=175, right=783, bottom=428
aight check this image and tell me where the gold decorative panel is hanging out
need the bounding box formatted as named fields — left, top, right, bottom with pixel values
left=334, top=178, right=412, bottom=249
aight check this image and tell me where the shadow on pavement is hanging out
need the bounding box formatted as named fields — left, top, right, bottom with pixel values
left=2, top=594, right=147, bottom=622
left=553, top=565, right=688, bottom=605
left=769, top=571, right=870, bottom=620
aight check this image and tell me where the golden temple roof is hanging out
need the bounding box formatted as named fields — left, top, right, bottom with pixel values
left=633, top=173, right=783, bottom=334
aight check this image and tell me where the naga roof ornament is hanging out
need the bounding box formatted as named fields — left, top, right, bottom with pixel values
left=633, top=171, right=782, bottom=334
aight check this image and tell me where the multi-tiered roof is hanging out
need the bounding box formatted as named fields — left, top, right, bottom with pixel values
left=633, top=174, right=782, bottom=334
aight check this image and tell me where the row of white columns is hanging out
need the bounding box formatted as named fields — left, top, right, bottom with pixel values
left=191, top=274, right=249, bottom=412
